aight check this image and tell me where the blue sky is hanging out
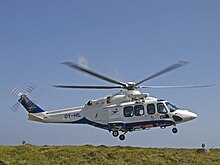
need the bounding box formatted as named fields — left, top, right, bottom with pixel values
left=1, top=0, right=220, bottom=148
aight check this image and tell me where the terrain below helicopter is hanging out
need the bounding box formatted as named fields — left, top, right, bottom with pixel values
left=12, top=61, right=211, bottom=141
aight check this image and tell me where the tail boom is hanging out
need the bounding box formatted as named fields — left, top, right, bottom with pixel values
left=18, top=94, right=85, bottom=124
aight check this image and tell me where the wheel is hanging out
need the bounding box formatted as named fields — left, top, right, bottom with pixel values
left=112, top=131, right=119, bottom=137
left=119, top=134, right=125, bottom=141
left=172, top=128, right=178, bottom=134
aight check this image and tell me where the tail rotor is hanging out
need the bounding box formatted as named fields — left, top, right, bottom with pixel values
left=10, top=83, right=37, bottom=112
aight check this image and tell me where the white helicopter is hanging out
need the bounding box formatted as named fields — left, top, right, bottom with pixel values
left=12, top=61, right=211, bottom=141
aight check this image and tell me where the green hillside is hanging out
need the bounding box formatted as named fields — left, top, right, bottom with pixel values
left=0, top=145, right=219, bottom=165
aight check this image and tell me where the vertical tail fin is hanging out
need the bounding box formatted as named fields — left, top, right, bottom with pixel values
left=18, top=95, right=44, bottom=113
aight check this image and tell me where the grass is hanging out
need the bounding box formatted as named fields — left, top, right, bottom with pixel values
left=0, top=144, right=220, bottom=165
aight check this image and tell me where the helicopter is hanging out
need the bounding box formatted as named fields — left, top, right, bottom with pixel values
left=12, top=61, right=211, bottom=141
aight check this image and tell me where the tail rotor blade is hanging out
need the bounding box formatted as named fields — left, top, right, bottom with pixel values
left=11, top=87, right=22, bottom=97
left=26, top=83, right=37, bottom=95
left=10, top=102, right=20, bottom=112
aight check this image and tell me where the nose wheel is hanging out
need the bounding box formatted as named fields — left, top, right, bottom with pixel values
left=172, top=127, right=178, bottom=134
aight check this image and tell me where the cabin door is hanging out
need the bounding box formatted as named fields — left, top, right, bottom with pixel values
left=108, top=106, right=123, bottom=123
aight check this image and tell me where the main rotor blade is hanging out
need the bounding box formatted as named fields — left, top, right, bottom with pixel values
left=135, top=61, right=188, bottom=86
left=62, top=62, right=127, bottom=87
left=139, top=84, right=214, bottom=89
left=53, top=85, right=123, bottom=89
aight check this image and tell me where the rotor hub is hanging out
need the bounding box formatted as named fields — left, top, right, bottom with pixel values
left=125, top=82, right=136, bottom=90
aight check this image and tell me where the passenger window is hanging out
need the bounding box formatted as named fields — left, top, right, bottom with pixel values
left=134, top=105, right=144, bottom=116
left=124, top=106, right=134, bottom=117
left=147, top=104, right=155, bottom=115
left=157, top=103, right=168, bottom=114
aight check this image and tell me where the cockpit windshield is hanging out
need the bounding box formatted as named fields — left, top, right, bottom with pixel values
left=165, top=102, right=178, bottom=112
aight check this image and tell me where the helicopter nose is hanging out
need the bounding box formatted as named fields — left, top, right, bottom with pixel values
left=184, top=111, right=197, bottom=121
left=189, top=112, right=197, bottom=120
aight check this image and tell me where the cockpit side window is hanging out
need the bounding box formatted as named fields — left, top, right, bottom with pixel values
left=166, top=102, right=178, bottom=112
left=147, top=104, right=155, bottom=115
left=134, top=105, right=144, bottom=116
left=157, top=103, right=168, bottom=114
left=124, top=106, right=134, bottom=117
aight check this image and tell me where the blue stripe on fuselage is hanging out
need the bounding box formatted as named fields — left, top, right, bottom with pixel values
left=66, top=117, right=175, bottom=131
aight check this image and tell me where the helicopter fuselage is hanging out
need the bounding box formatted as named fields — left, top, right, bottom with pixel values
left=24, top=90, right=197, bottom=141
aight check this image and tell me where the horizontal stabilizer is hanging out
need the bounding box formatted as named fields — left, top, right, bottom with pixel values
left=28, top=113, right=44, bottom=122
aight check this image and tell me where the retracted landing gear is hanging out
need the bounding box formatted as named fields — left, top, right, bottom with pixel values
left=172, top=127, right=178, bottom=134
